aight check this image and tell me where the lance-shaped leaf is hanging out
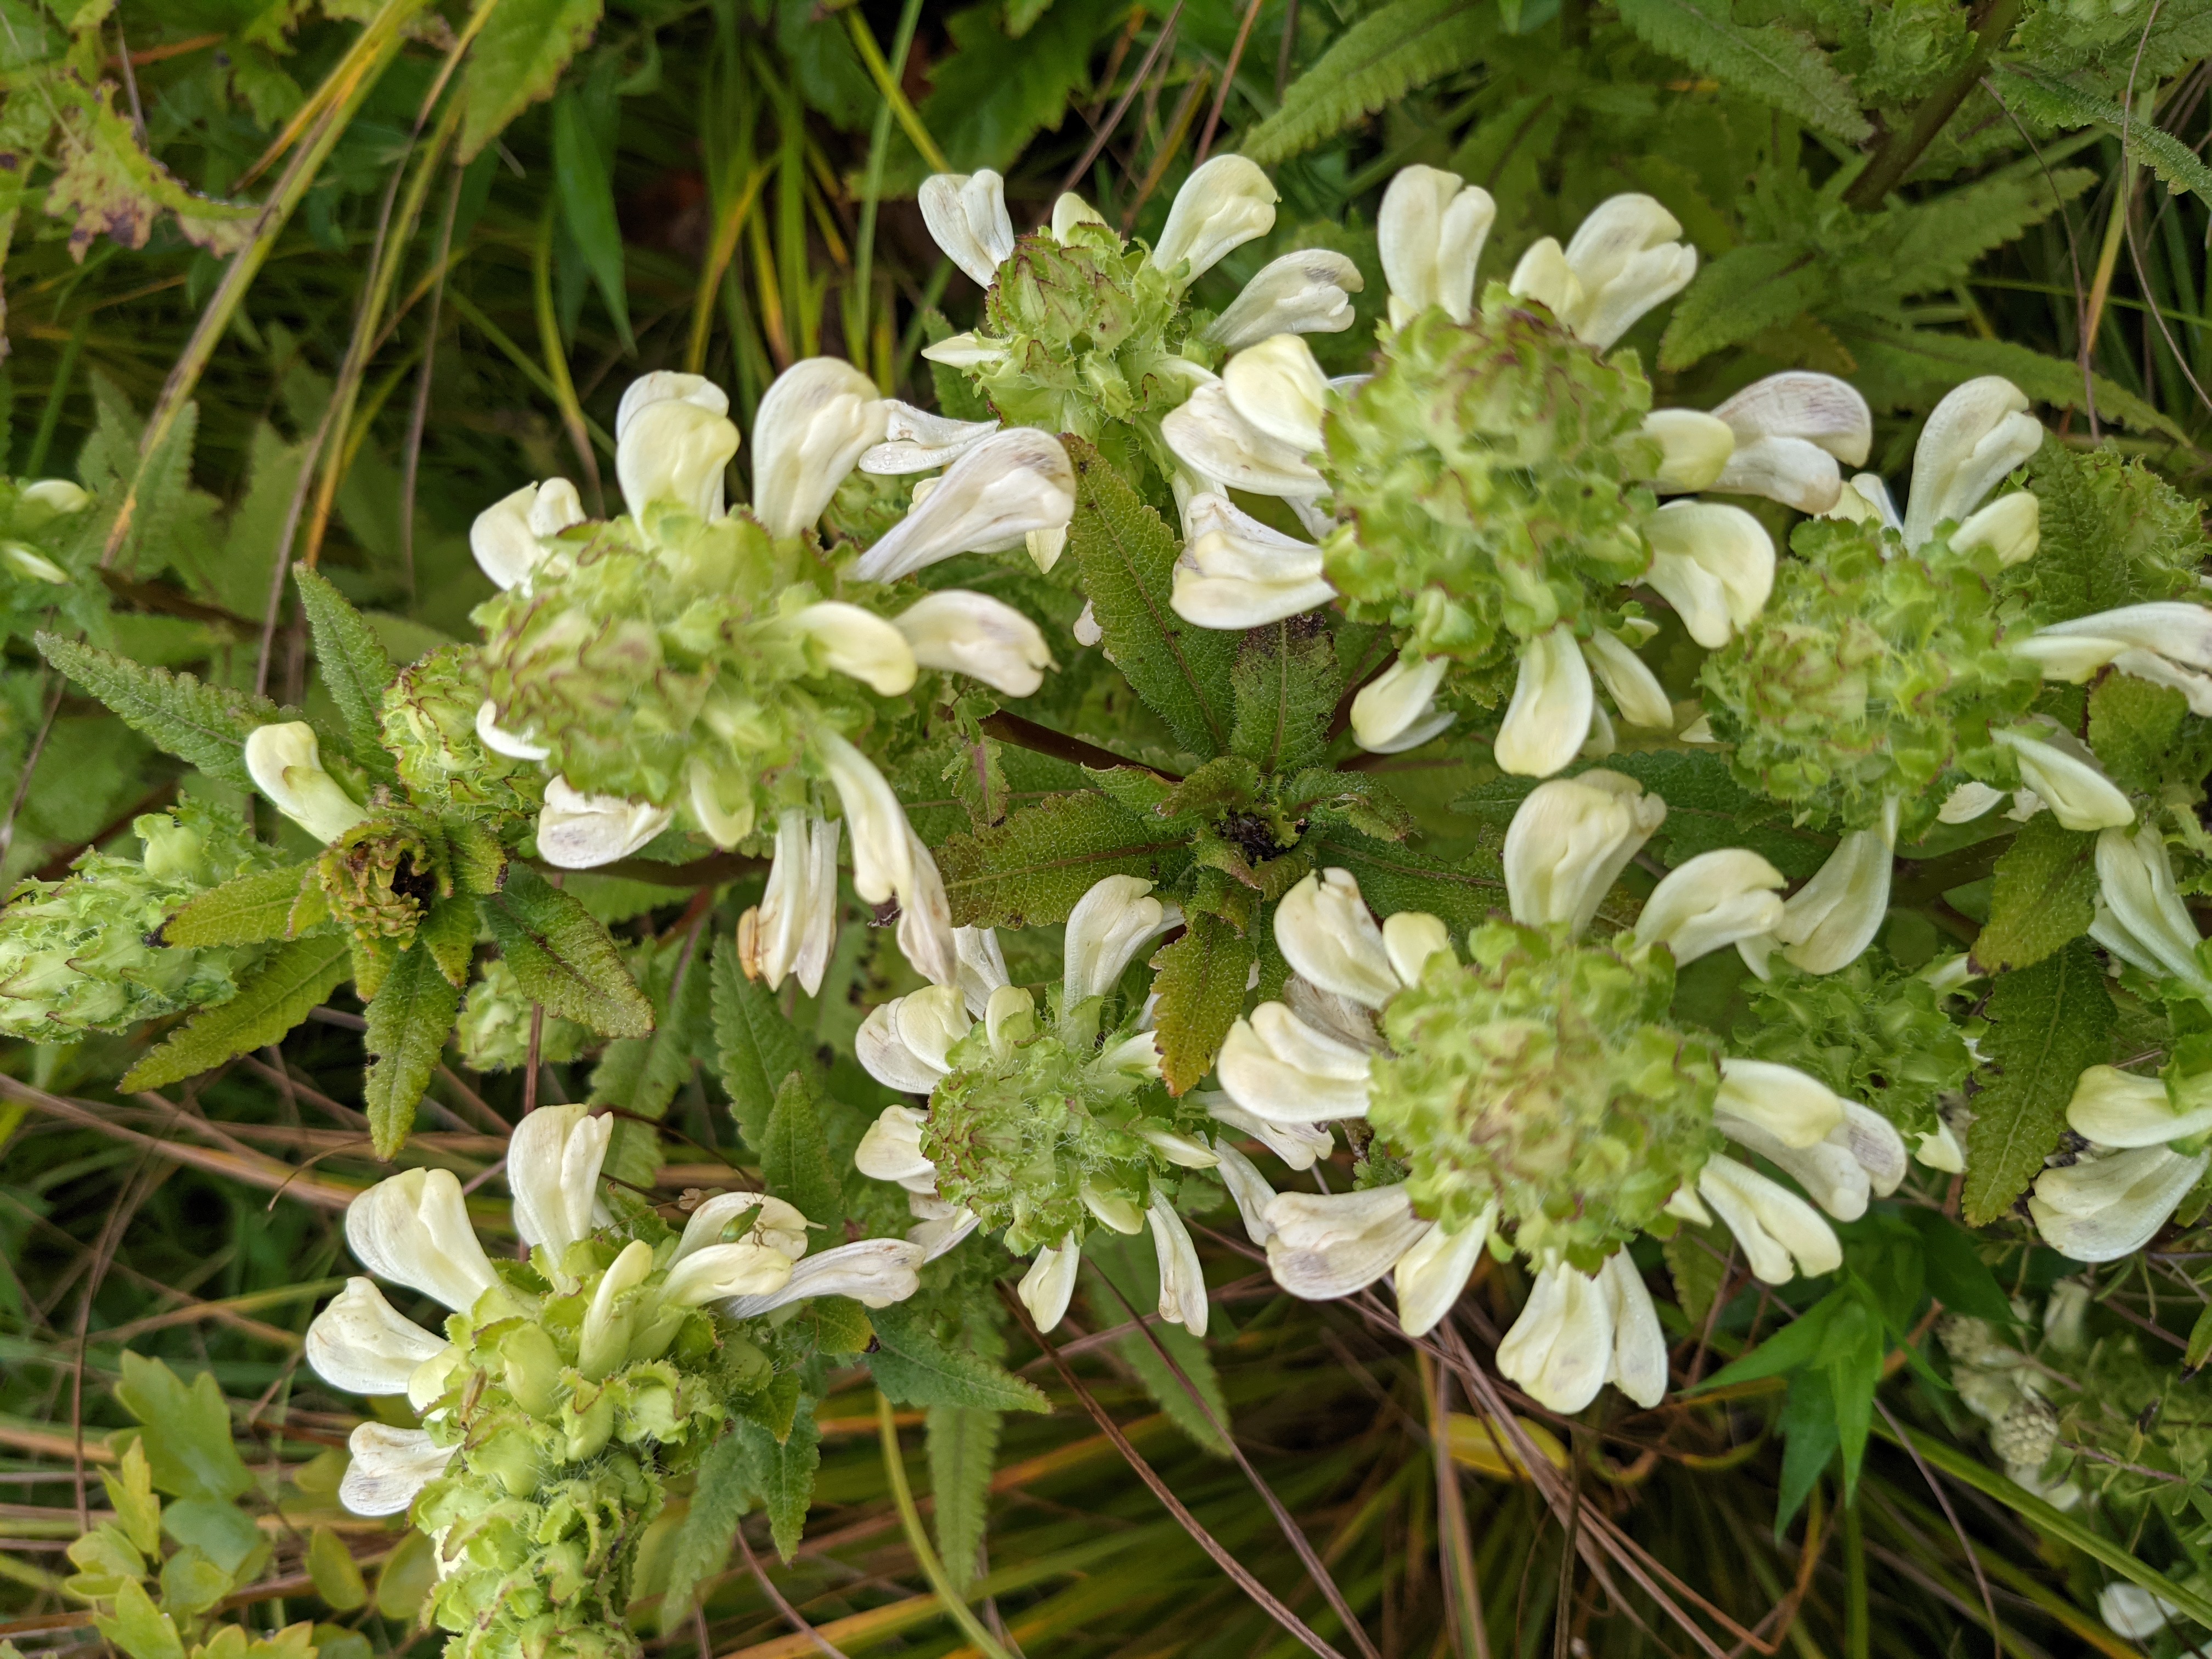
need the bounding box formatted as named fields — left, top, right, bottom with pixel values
left=1971, top=815, right=2094, bottom=975
left=363, top=944, right=462, bottom=1159
left=1239, top=0, right=1494, bottom=165
left=37, top=634, right=292, bottom=788
left=480, top=866, right=654, bottom=1038
left=763, top=1073, right=843, bottom=1228
left=1615, top=0, right=1869, bottom=145
left=1963, top=940, right=2114, bottom=1226
left=1149, top=912, right=1257, bottom=1095
left=709, top=935, right=808, bottom=1154
left=938, top=789, right=1191, bottom=928
left=120, top=935, right=352, bottom=1092
left=927, top=1406, right=1002, bottom=1594
left=868, top=1304, right=1051, bottom=1414
left=292, top=565, right=398, bottom=780
left=158, top=864, right=325, bottom=949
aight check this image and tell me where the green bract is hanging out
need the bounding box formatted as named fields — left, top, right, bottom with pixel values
left=454, top=957, right=591, bottom=1072
left=1319, top=294, right=1657, bottom=703
left=1698, top=516, right=2044, bottom=836
left=381, top=645, right=546, bottom=817
left=0, top=803, right=278, bottom=1038
left=1370, top=920, right=1723, bottom=1266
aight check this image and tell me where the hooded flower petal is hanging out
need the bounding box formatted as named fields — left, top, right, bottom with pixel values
left=1222, top=334, right=1329, bottom=456
left=1503, top=770, right=1667, bottom=935
left=1641, top=501, right=1775, bottom=648
left=537, top=778, right=674, bottom=870
left=1903, top=377, right=2042, bottom=550
left=856, top=1005, right=952, bottom=1095
left=475, top=701, right=550, bottom=761
left=1718, top=1099, right=1906, bottom=1222
left=952, top=926, right=1011, bottom=1019
left=1219, top=1002, right=1376, bottom=1122
left=346, top=1168, right=502, bottom=1314
left=1207, top=250, right=1364, bottom=349
left=1705, top=373, right=1872, bottom=514
left=1509, top=195, right=1697, bottom=349
left=856, top=1103, right=939, bottom=1189
left=1951, top=492, right=2041, bottom=566
left=738, top=810, right=842, bottom=997
left=1201, top=1091, right=1334, bottom=1170
left=895, top=590, right=1052, bottom=696
left=1214, top=1141, right=1281, bottom=1244
left=618, top=397, right=742, bottom=522
left=2094, top=823, right=2211, bottom=991
left=1151, top=155, right=1276, bottom=286
left=507, top=1104, right=613, bottom=1262
left=1494, top=623, right=1595, bottom=777
left=1496, top=1262, right=1613, bottom=1413
left=919, top=171, right=1016, bottom=287
left=1633, top=849, right=1787, bottom=964
left=2030, top=1144, right=2208, bottom=1262
left=1019, top=1233, right=1084, bottom=1331
left=1774, top=812, right=1896, bottom=975
left=2016, top=602, right=2212, bottom=714
left=1638, top=410, right=1736, bottom=492
left=859, top=402, right=1002, bottom=475
left=1162, top=377, right=1326, bottom=498
left=1263, top=1183, right=1430, bottom=1299
left=1274, top=869, right=1400, bottom=1009
left=1697, top=1154, right=1842, bottom=1284
left=1149, top=1193, right=1209, bottom=1337
left=1393, top=1205, right=1493, bottom=1338
left=1379, top=165, right=1495, bottom=326
left=1598, top=1251, right=1669, bottom=1407
left=751, top=359, right=889, bottom=538
left=2067, top=1065, right=2212, bottom=1149
left=1171, top=493, right=1334, bottom=628
left=722, top=1237, right=926, bottom=1314
left=662, top=1242, right=795, bottom=1306
left=472, top=484, right=561, bottom=590
left=338, top=1423, right=454, bottom=1518
left=676, top=1193, right=814, bottom=1263
left=855, top=430, right=1077, bottom=582
left=1712, top=1058, right=1847, bottom=1149
left=1994, top=726, right=2132, bottom=832
left=1064, top=874, right=1180, bottom=1004
left=789, top=601, right=918, bottom=696
left=305, top=1278, right=449, bottom=1397
left=1350, top=654, right=1452, bottom=754
left=245, top=723, right=369, bottom=844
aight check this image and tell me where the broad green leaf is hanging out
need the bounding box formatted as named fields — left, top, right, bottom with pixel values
left=1240, top=0, right=1494, bottom=165
left=481, top=867, right=654, bottom=1039
left=763, top=1073, right=842, bottom=1227
left=2022, top=439, right=2211, bottom=617
left=291, top=566, right=397, bottom=778
left=657, top=1432, right=749, bottom=1631
left=1899, top=1209, right=2015, bottom=1324
left=363, top=944, right=462, bottom=1159
left=162, top=1496, right=263, bottom=1576
left=1616, top=0, right=1869, bottom=144
left=1963, top=940, right=2114, bottom=1226
left=735, top=1410, right=821, bottom=1562
left=157, top=1545, right=230, bottom=1617
left=1305, top=828, right=1506, bottom=934
left=2087, top=674, right=2196, bottom=794
left=709, top=935, right=807, bottom=1153
left=1149, top=913, right=1256, bottom=1096
left=927, top=1405, right=1001, bottom=1593
left=120, top=935, right=353, bottom=1092
left=551, top=93, right=633, bottom=352
left=373, top=1532, right=437, bottom=1622
left=938, top=789, right=1190, bottom=928
left=1065, top=438, right=1235, bottom=758
left=66, top=1522, right=146, bottom=1595
left=37, top=633, right=288, bottom=788
left=868, top=1304, right=1051, bottom=1414
left=460, top=0, right=605, bottom=162
left=1694, top=1289, right=1842, bottom=1393
left=113, top=1356, right=252, bottom=1502
left=306, top=1527, right=366, bottom=1613
left=1971, top=814, right=2095, bottom=975
left=792, top=1295, right=873, bottom=1356
left=1230, top=617, right=1339, bottom=774
left=1773, top=1368, right=1838, bottom=1535
left=913, top=2, right=1110, bottom=173
left=93, top=1579, right=183, bottom=1659
left=158, top=864, right=321, bottom=949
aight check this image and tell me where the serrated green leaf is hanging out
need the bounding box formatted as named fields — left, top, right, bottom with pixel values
left=1963, top=940, right=2114, bottom=1226
left=292, top=565, right=396, bottom=778
left=938, top=789, right=1190, bottom=928
left=480, top=867, right=654, bottom=1039
left=1065, top=438, right=1235, bottom=758
left=796, top=1296, right=873, bottom=1356
left=1305, top=828, right=1506, bottom=934
left=113, top=1356, right=252, bottom=1502
left=1149, top=913, right=1255, bottom=1096
left=868, top=1304, right=1051, bottom=1414
left=158, top=1544, right=230, bottom=1617
left=1230, top=618, right=1340, bottom=774
left=1995, top=67, right=2212, bottom=202
left=1617, top=0, right=1869, bottom=144
left=709, top=935, right=806, bottom=1153
left=1240, top=0, right=1494, bottom=165
left=1971, top=815, right=2094, bottom=975
left=735, top=1410, right=821, bottom=1562
left=1660, top=242, right=1831, bottom=371
left=363, top=945, right=461, bottom=1160
left=1836, top=319, right=2188, bottom=443
left=417, top=897, right=478, bottom=989
left=1086, top=1235, right=1234, bottom=1458
left=763, top=1073, right=842, bottom=1227
left=120, top=935, right=352, bottom=1092
left=926, top=1406, right=1000, bottom=1594
left=2024, top=438, right=2212, bottom=618
left=459, top=0, right=605, bottom=162
left=2087, top=674, right=2190, bottom=793
left=1662, top=1221, right=1733, bottom=1327
left=36, top=633, right=287, bottom=787
left=158, top=864, right=319, bottom=949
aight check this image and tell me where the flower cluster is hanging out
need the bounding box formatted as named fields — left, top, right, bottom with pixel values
left=306, top=1107, right=921, bottom=1659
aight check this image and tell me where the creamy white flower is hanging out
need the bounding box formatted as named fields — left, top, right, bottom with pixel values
left=1148, top=1193, right=1209, bottom=1337
left=952, top=926, right=1011, bottom=1019
left=894, top=590, right=1052, bottom=696
left=1634, top=849, right=1787, bottom=964
left=661, top=1239, right=794, bottom=1307
left=339, top=1423, right=454, bottom=1519
left=1219, top=1000, right=1376, bottom=1122
left=305, top=1278, right=449, bottom=1397
left=1951, top=492, right=2041, bottom=566
left=1201, top=1091, right=1334, bottom=1170
left=1713, top=1058, right=1847, bottom=1149
left=1938, top=780, right=2008, bottom=823
left=1379, top=165, right=1495, bottom=326
left=751, top=359, right=889, bottom=538
left=1206, top=250, right=1364, bottom=350
left=1504, top=769, right=1667, bottom=936
left=1263, top=1183, right=1430, bottom=1299
left=1072, top=598, right=1102, bottom=646
left=2015, top=601, right=2212, bottom=715
left=618, top=396, right=741, bottom=522
left=536, top=777, right=673, bottom=870
left=616, top=373, right=727, bottom=443
left=1274, top=869, right=1400, bottom=1009
left=1772, top=805, right=1897, bottom=975
left=676, top=1192, right=813, bottom=1264
left=1051, top=193, right=1107, bottom=238
left=1171, top=492, right=1335, bottom=628
left=1902, top=377, right=2042, bottom=550
left=1222, top=333, right=1329, bottom=458
left=1573, top=631, right=1671, bottom=734
left=2068, top=1065, right=2212, bottom=1148
left=1162, top=376, right=1327, bottom=499
left=919, top=170, right=1016, bottom=288
left=855, top=1103, right=939, bottom=1190
left=345, top=1168, right=503, bottom=1315
left=2098, top=1583, right=2177, bottom=1640
left=1704, top=373, right=1873, bottom=515
left=1508, top=195, right=1697, bottom=349
left=1639, top=410, right=1736, bottom=493
left=1641, top=500, right=1775, bottom=648
left=1721, top=1099, right=1908, bottom=1223
left=475, top=700, right=550, bottom=762
left=856, top=1002, right=950, bottom=1096
left=1393, top=1205, right=1494, bottom=1339
left=2031, top=1144, right=2209, bottom=1263
left=1496, top=1261, right=1613, bottom=1412
left=738, top=810, right=841, bottom=997
left=815, top=731, right=947, bottom=981
left=1598, top=1251, right=1669, bottom=1407
left=472, top=482, right=577, bottom=590
left=1696, top=1154, right=1842, bottom=1284
left=1019, top=1233, right=1084, bottom=1331
left=2094, top=824, right=2212, bottom=994
left=859, top=401, right=1002, bottom=475
left=20, top=477, right=91, bottom=517
left=1141, top=1128, right=1218, bottom=1168
left=854, top=429, right=1077, bottom=582
left=1993, top=725, right=2132, bottom=832
left=1915, top=1119, right=1967, bottom=1173
left=1494, top=623, right=1595, bottom=777
left=0, top=541, right=66, bottom=583
left=1383, top=912, right=1452, bottom=988
left=508, top=1105, right=614, bottom=1268
left=244, top=722, right=369, bottom=845
left=788, top=601, right=918, bottom=696
left=1213, top=1141, right=1281, bottom=1244
left=722, top=1237, right=926, bottom=1315
left=1349, top=654, right=1452, bottom=753
left=1083, top=1180, right=1146, bottom=1235
left=1151, top=155, right=1276, bottom=286
left=1062, top=874, right=1181, bottom=1005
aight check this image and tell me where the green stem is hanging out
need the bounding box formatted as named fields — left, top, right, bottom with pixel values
left=22, top=315, right=86, bottom=478
left=874, top=1391, right=1019, bottom=1659
left=845, top=9, right=949, bottom=174
left=1842, top=0, right=2024, bottom=209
